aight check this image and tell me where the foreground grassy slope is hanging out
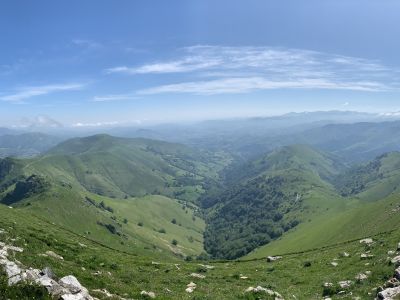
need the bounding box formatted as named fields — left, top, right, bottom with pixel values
left=1, top=203, right=400, bottom=299
left=9, top=183, right=205, bottom=259
left=246, top=190, right=400, bottom=258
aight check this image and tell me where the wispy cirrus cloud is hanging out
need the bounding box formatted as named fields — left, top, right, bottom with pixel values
left=106, top=45, right=399, bottom=95
left=139, top=77, right=387, bottom=95
left=92, top=93, right=139, bottom=102
left=0, top=83, right=85, bottom=102
left=106, top=56, right=221, bottom=74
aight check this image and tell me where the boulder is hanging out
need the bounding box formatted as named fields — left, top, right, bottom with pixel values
left=391, top=256, right=400, bottom=266
left=395, top=267, right=400, bottom=280
left=2, top=260, right=23, bottom=285
left=59, top=275, right=83, bottom=294
left=24, top=268, right=41, bottom=281
left=41, top=267, right=56, bottom=279
left=377, top=286, right=400, bottom=299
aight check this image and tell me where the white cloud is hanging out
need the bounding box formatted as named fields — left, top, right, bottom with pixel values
left=139, top=77, right=388, bottom=95
left=108, top=45, right=399, bottom=95
left=0, top=83, right=85, bottom=102
left=72, top=121, right=120, bottom=127
left=106, top=56, right=221, bottom=74
left=92, top=93, right=139, bottom=102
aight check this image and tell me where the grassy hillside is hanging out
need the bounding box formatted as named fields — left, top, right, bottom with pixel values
left=245, top=151, right=400, bottom=259
left=203, top=145, right=345, bottom=259
left=29, top=134, right=231, bottom=201
left=0, top=135, right=233, bottom=258
left=1, top=203, right=400, bottom=299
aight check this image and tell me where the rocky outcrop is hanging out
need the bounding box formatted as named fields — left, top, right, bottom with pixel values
left=0, top=241, right=96, bottom=300
left=376, top=242, right=400, bottom=299
left=377, top=286, right=400, bottom=299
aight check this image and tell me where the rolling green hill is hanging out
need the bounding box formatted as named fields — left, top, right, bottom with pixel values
left=242, top=150, right=400, bottom=259
left=0, top=135, right=232, bottom=259
left=203, top=145, right=347, bottom=259
left=203, top=145, right=400, bottom=260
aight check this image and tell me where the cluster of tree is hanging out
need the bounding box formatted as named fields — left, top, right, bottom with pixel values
left=203, top=175, right=301, bottom=259
left=85, top=197, right=114, bottom=213
left=334, top=156, right=383, bottom=196
left=2, top=175, right=49, bottom=205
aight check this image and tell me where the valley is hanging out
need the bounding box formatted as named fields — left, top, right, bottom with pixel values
left=1, top=117, right=400, bottom=299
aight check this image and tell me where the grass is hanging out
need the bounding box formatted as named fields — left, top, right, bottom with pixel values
left=1, top=203, right=400, bottom=299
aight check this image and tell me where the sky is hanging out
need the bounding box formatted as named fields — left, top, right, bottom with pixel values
left=1, top=0, right=400, bottom=127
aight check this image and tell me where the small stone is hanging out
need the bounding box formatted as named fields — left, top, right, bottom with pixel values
left=190, top=273, right=206, bottom=279
left=331, top=262, right=338, bottom=267
left=361, top=253, right=374, bottom=260
left=198, top=263, right=214, bottom=269
left=140, top=290, right=156, bottom=298
left=360, top=238, right=373, bottom=245
left=267, top=256, right=282, bottom=262
left=45, top=250, right=64, bottom=260
left=355, top=273, right=368, bottom=281
left=391, top=256, right=400, bottom=266
left=340, top=252, right=350, bottom=257
left=338, top=280, right=353, bottom=289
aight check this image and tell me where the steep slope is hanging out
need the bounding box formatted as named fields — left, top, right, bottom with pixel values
left=203, top=145, right=345, bottom=259
left=246, top=152, right=400, bottom=258
left=0, top=135, right=231, bottom=258
left=335, top=152, right=400, bottom=201
left=2, top=201, right=400, bottom=299
left=28, top=134, right=230, bottom=201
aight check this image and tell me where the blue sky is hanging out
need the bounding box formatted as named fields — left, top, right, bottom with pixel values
left=1, top=0, right=400, bottom=127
